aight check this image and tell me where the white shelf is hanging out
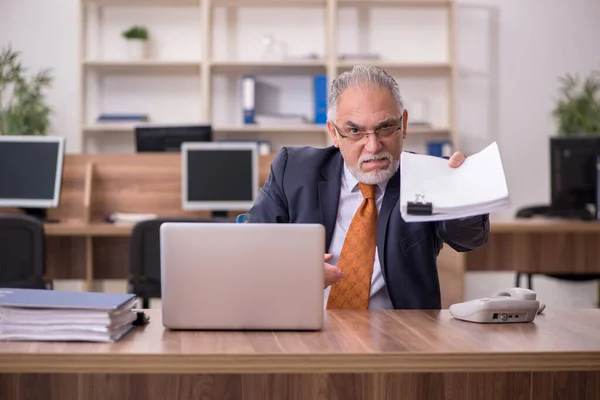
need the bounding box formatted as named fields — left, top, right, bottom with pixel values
left=406, top=125, right=450, bottom=135
left=214, top=124, right=327, bottom=133
left=211, top=60, right=327, bottom=75
left=83, top=60, right=201, bottom=73
left=213, top=0, right=326, bottom=7
left=83, top=0, right=200, bottom=6
left=83, top=124, right=448, bottom=136
left=338, top=0, right=451, bottom=7
left=83, top=124, right=330, bottom=134
left=83, top=124, right=139, bottom=133
left=337, top=61, right=452, bottom=75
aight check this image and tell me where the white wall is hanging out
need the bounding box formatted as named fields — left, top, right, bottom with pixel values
left=459, top=0, right=600, bottom=212
left=457, top=0, right=600, bottom=306
left=2, top=0, right=599, bottom=306
left=0, top=0, right=80, bottom=152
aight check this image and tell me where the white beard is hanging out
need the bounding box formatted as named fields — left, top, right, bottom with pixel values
left=347, top=152, right=399, bottom=185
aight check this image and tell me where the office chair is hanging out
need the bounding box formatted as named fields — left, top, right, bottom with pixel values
left=129, top=217, right=216, bottom=308
left=514, top=206, right=600, bottom=306
left=0, top=214, right=50, bottom=289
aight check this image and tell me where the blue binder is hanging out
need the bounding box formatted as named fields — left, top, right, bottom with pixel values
left=0, top=288, right=136, bottom=310
left=313, top=75, right=327, bottom=124
left=242, top=75, right=255, bottom=124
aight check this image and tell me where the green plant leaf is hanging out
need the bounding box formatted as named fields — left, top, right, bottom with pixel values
left=553, top=70, right=600, bottom=135
left=0, top=44, right=53, bottom=136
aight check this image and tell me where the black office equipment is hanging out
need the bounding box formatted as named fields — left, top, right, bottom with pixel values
left=135, top=124, right=212, bottom=152
left=407, top=194, right=433, bottom=215
left=0, top=215, right=49, bottom=289
left=0, top=136, right=66, bottom=221
left=550, top=135, right=600, bottom=220
left=181, top=142, right=258, bottom=220
left=514, top=136, right=600, bottom=300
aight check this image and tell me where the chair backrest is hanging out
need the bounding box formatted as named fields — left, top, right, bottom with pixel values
left=0, top=214, right=47, bottom=289
left=129, top=217, right=214, bottom=300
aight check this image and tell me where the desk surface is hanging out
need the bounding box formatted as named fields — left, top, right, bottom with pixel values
left=490, top=217, right=600, bottom=232
left=1, top=309, right=599, bottom=374
left=44, top=220, right=133, bottom=236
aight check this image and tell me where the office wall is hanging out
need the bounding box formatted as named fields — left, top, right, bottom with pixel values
left=458, top=0, right=600, bottom=306
left=1, top=0, right=600, bottom=306
left=0, top=0, right=80, bottom=151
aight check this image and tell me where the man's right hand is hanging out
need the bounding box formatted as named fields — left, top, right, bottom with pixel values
left=324, top=253, right=343, bottom=289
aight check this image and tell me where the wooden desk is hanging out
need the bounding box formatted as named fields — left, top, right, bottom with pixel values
left=0, top=309, right=599, bottom=400
left=436, top=217, right=600, bottom=306
left=467, top=217, right=600, bottom=274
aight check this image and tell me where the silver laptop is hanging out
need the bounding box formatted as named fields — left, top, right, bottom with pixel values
left=160, top=222, right=325, bottom=330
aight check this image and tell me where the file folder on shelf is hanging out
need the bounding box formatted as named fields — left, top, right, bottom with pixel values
left=242, top=75, right=255, bottom=124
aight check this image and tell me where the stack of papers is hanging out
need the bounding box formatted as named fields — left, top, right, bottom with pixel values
left=400, top=142, right=510, bottom=222
left=0, top=288, right=138, bottom=342
left=106, top=211, right=157, bottom=225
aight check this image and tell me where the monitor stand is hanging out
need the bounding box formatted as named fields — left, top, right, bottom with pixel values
left=211, top=210, right=230, bottom=221
left=20, top=208, right=60, bottom=223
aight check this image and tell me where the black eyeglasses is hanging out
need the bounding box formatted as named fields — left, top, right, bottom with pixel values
left=331, top=117, right=403, bottom=142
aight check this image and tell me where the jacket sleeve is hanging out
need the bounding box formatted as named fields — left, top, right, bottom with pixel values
left=244, top=147, right=290, bottom=223
left=435, top=214, right=490, bottom=252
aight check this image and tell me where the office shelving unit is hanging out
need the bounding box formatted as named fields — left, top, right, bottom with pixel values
left=79, top=0, right=458, bottom=153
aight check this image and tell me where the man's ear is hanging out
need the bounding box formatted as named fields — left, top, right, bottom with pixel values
left=327, top=120, right=339, bottom=148
left=402, top=109, right=408, bottom=139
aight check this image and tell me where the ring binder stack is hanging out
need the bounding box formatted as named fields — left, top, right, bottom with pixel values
left=407, top=194, right=433, bottom=215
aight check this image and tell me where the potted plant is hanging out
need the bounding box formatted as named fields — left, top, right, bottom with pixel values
left=122, top=25, right=149, bottom=60
left=552, top=71, right=600, bottom=135
left=0, top=45, right=53, bottom=136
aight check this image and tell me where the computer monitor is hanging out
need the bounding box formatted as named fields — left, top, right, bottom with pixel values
left=181, top=142, right=259, bottom=218
left=550, top=135, right=600, bottom=219
left=0, top=135, right=66, bottom=220
left=135, top=124, right=212, bottom=152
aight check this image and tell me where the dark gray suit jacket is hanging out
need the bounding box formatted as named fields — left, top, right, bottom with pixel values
left=245, top=146, right=489, bottom=309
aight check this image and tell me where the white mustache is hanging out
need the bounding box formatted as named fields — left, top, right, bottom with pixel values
left=359, top=152, right=393, bottom=165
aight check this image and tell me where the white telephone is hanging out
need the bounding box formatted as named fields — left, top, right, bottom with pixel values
left=449, top=287, right=546, bottom=324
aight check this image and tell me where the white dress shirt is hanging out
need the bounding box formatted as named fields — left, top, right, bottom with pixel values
left=323, top=164, right=394, bottom=309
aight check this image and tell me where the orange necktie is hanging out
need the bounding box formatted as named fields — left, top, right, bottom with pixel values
left=326, top=183, right=378, bottom=310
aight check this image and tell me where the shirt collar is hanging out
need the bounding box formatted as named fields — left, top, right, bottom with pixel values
left=342, top=163, right=389, bottom=195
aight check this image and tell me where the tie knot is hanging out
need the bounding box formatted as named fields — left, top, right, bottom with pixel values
left=358, top=183, right=377, bottom=199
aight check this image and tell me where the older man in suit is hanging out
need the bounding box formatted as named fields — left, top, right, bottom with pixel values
left=245, top=65, right=489, bottom=310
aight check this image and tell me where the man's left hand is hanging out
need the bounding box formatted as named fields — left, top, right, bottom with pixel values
left=448, top=151, right=466, bottom=168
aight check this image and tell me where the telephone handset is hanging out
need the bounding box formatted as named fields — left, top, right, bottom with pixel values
left=449, top=287, right=546, bottom=324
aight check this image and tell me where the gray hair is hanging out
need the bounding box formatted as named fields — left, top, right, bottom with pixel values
left=327, top=65, right=405, bottom=121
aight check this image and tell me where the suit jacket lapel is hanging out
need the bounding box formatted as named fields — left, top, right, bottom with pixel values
left=318, top=151, right=343, bottom=250
left=377, top=169, right=400, bottom=266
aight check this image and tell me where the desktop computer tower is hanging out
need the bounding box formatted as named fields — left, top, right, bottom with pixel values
left=596, top=154, right=600, bottom=220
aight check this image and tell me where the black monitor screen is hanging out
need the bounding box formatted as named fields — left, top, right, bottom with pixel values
left=135, top=125, right=212, bottom=152
left=186, top=149, right=254, bottom=202
left=550, top=136, right=600, bottom=210
left=0, top=139, right=64, bottom=207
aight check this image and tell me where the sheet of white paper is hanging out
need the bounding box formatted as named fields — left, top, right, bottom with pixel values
left=400, top=142, right=510, bottom=222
